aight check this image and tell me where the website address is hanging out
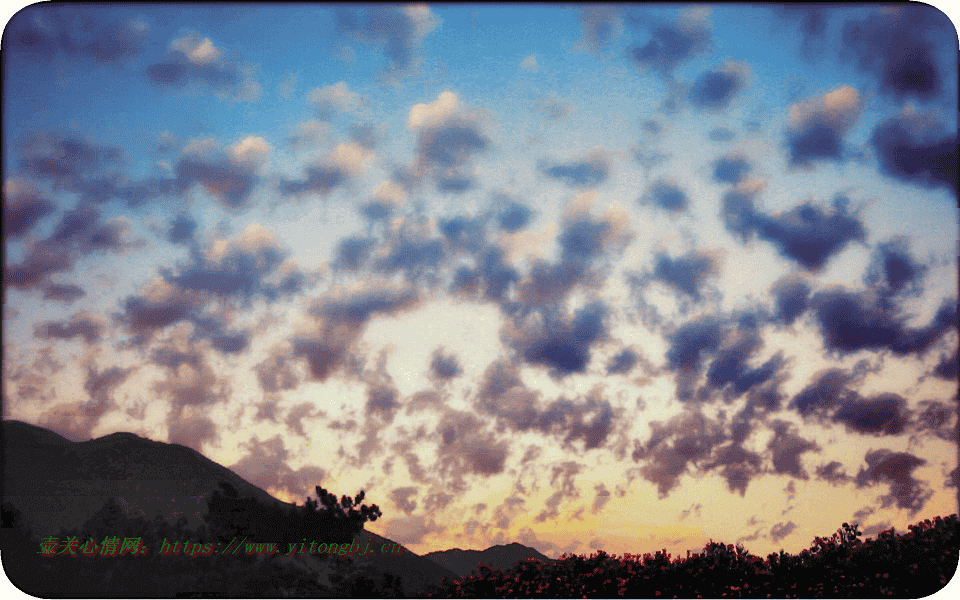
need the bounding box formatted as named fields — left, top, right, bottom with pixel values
left=38, top=536, right=407, bottom=558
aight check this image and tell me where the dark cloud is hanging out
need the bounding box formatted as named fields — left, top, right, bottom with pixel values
left=533, top=97, right=574, bottom=121
left=855, top=449, right=932, bottom=516
left=279, top=163, right=349, bottom=197
left=790, top=368, right=857, bottom=416
left=865, top=238, right=927, bottom=298
left=41, top=283, right=86, bottom=303
left=497, top=199, right=534, bottom=232
left=628, top=13, right=711, bottom=76
left=767, top=419, right=819, bottom=478
left=373, top=223, right=445, bottom=281
left=713, top=154, right=752, bottom=185
left=811, top=288, right=957, bottom=355
left=389, top=487, right=419, bottom=516
left=440, top=214, right=487, bottom=253
left=578, top=5, right=622, bottom=51
left=164, top=225, right=305, bottom=304
left=834, top=393, right=909, bottom=436
left=366, top=384, right=401, bottom=423
left=665, top=315, right=723, bottom=372
left=167, top=413, right=219, bottom=453
left=932, top=349, right=958, bottom=380
left=704, top=443, right=764, bottom=496
left=913, top=399, right=957, bottom=442
left=230, top=435, right=327, bottom=502
left=540, top=152, right=610, bottom=189
left=631, top=409, right=726, bottom=498
left=514, top=302, right=609, bottom=377
left=333, top=236, right=376, bottom=271
left=146, top=32, right=242, bottom=91
left=769, top=275, right=810, bottom=326
left=295, top=287, right=419, bottom=382
left=175, top=156, right=257, bottom=209
left=607, top=348, right=639, bottom=375
left=869, top=112, right=958, bottom=195
left=842, top=5, right=950, bottom=101
left=167, top=214, right=198, bottom=245
left=152, top=344, right=230, bottom=415
left=779, top=5, right=829, bottom=60
left=6, top=205, right=130, bottom=294
left=452, top=246, right=520, bottom=303
left=209, top=331, right=250, bottom=354
left=4, top=180, right=55, bottom=238
left=770, top=521, right=797, bottom=543
left=254, top=352, right=300, bottom=394
left=643, top=179, right=689, bottom=213
left=334, top=5, right=437, bottom=71
left=18, top=133, right=121, bottom=196
left=7, top=6, right=148, bottom=64
left=723, top=194, right=866, bottom=272
left=709, top=127, right=736, bottom=142
left=706, top=322, right=785, bottom=398
left=689, top=65, right=746, bottom=110
left=416, top=121, right=489, bottom=193
left=816, top=461, right=852, bottom=486
left=39, top=364, right=134, bottom=442
left=652, top=249, right=719, bottom=301
left=119, top=290, right=199, bottom=343
left=537, top=461, right=584, bottom=522
left=34, top=313, right=103, bottom=345
left=436, top=410, right=510, bottom=479
left=785, top=87, right=861, bottom=167
left=429, top=347, right=463, bottom=381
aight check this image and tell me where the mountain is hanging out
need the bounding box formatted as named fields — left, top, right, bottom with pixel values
left=422, top=541, right=559, bottom=579
left=1, top=419, right=457, bottom=597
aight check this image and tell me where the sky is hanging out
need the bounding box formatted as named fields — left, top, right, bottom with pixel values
left=3, top=2, right=959, bottom=564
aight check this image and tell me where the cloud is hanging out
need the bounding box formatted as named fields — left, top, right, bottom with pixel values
left=855, top=449, right=932, bottom=516
left=167, top=413, right=219, bottom=452
left=436, top=409, right=510, bottom=479
left=7, top=6, right=148, bottom=65
left=294, top=286, right=420, bottom=382
left=642, top=179, right=689, bottom=213
left=816, top=461, right=852, bottom=486
left=665, top=315, right=724, bottom=373
left=333, top=236, right=377, bottom=271
left=769, top=521, right=797, bottom=543
left=790, top=368, right=858, bottom=416
left=592, top=483, right=612, bottom=513
left=709, top=127, right=736, bottom=142
left=146, top=31, right=251, bottom=96
left=39, top=365, right=134, bottom=442
left=509, top=301, right=609, bottom=377
left=869, top=111, right=958, bottom=195
left=4, top=179, right=55, bottom=238
left=308, top=81, right=363, bottom=120
left=810, top=287, right=957, bottom=355
left=688, top=63, right=747, bottom=110
left=429, top=347, right=463, bottom=381
left=712, top=153, right=752, bottom=185
left=606, top=348, right=639, bottom=375
left=286, top=120, right=332, bottom=151
left=932, top=350, right=958, bottom=380
left=280, top=141, right=373, bottom=197
left=537, top=461, right=584, bottom=522
left=408, top=92, right=490, bottom=193
left=174, top=137, right=270, bottom=208
left=167, top=214, right=197, bottom=245
left=769, top=275, right=811, bottom=326
left=540, top=150, right=611, bottom=189
left=785, top=86, right=862, bottom=167
left=230, top=434, right=327, bottom=502
left=631, top=409, right=726, bottom=498
left=533, top=97, right=574, bottom=121
left=651, top=249, right=720, bottom=302
left=722, top=193, right=866, bottom=272
left=865, top=237, right=928, bottom=298
left=833, top=393, right=909, bottom=436
left=521, top=55, right=539, bottom=73
left=383, top=515, right=446, bottom=546
left=496, top=196, right=534, bottom=232
left=841, top=5, right=950, bottom=101
left=578, top=5, right=623, bottom=51
left=389, top=486, right=419, bottom=515
left=335, top=5, right=440, bottom=72
left=17, top=132, right=121, bottom=196
left=254, top=350, right=300, bottom=394
left=628, top=9, right=711, bottom=76
left=34, top=312, right=104, bottom=345
left=704, top=443, right=764, bottom=496
left=767, top=419, right=819, bottom=479
left=41, top=283, right=86, bottom=304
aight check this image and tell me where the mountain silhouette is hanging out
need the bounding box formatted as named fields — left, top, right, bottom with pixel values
left=1, top=419, right=457, bottom=597
left=423, top=541, right=559, bottom=578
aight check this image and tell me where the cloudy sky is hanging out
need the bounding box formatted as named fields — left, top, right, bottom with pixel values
left=3, top=3, right=959, bottom=562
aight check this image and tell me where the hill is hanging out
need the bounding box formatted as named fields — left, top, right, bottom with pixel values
left=423, top=541, right=559, bottom=579
left=1, top=419, right=457, bottom=597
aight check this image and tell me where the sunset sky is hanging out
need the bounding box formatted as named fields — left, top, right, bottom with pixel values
left=3, top=1, right=959, bottom=566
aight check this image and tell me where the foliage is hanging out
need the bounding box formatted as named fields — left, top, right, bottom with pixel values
left=426, top=515, right=958, bottom=598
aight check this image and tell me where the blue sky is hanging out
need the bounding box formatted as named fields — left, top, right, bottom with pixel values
left=3, top=1, right=959, bottom=567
